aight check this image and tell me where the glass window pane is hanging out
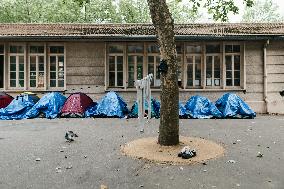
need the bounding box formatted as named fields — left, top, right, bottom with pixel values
left=117, top=72, right=123, bottom=86
left=187, top=64, right=193, bottom=79
left=148, top=64, right=154, bottom=74
left=30, top=72, right=36, bottom=79
left=109, top=45, right=123, bottom=53
left=10, top=56, right=16, bottom=64
left=30, top=46, right=37, bottom=53
left=234, top=55, right=240, bottom=70
left=50, top=80, right=56, bottom=87
left=38, top=73, right=44, bottom=87
left=18, top=46, right=24, bottom=53
left=225, top=45, right=233, bottom=53
left=39, top=63, right=44, bottom=71
left=18, top=80, right=24, bottom=87
left=50, top=64, right=56, bottom=71
left=39, top=56, right=44, bottom=64
left=30, top=80, right=36, bottom=87
left=9, top=46, right=17, bottom=53
left=19, top=72, right=24, bottom=79
left=50, top=72, right=56, bottom=79
left=58, top=56, right=64, bottom=69
left=147, top=44, right=159, bottom=53
left=109, top=72, right=115, bottom=86
left=186, top=56, right=193, bottom=64
left=10, top=72, right=16, bottom=79
left=10, top=80, right=16, bottom=87
left=128, top=72, right=134, bottom=87
left=148, top=56, right=154, bottom=63
left=50, top=56, right=56, bottom=64
left=226, top=56, right=232, bottom=70
left=234, top=71, right=240, bottom=79
left=30, top=56, right=36, bottom=64
left=58, top=72, right=64, bottom=79
left=19, top=64, right=24, bottom=72
left=226, top=79, right=232, bottom=86
left=58, top=80, right=64, bottom=87
left=10, top=64, right=16, bottom=71
left=0, top=45, right=4, bottom=54
left=234, top=79, right=240, bottom=86
left=109, top=64, right=115, bottom=72
left=206, top=44, right=220, bottom=53
left=176, top=44, right=183, bottom=54
left=233, top=45, right=240, bottom=53
left=127, top=45, right=143, bottom=53
left=226, top=71, right=232, bottom=78
left=186, top=45, right=201, bottom=53
left=19, top=56, right=24, bottom=64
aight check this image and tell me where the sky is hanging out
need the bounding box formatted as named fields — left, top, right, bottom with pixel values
left=197, top=0, right=284, bottom=22
left=229, top=0, right=284, bottom=22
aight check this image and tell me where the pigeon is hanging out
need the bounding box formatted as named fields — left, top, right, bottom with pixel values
left=65, top=131, right=78, bottom=142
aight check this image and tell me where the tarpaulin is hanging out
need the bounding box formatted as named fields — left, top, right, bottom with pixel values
left=91, top=92, right=128, bottom=118
left=0, top=94, right=39, bottom=120
left=61, top=92, right=93, bottom=118
left=84, top=102, right=98, bottom=118
left=185, top=96, right=223, bottom=119
left=25, top=92, right=66, bottom=119
left=129, top=98, right=160, bottom=118
left=179, top=102, right=189, bottom=119
left=215, top=93, right=256, bottom=118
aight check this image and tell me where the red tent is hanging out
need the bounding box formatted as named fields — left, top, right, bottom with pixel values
left=61, top=93, right=93, bottom=117
left=0, top=92, right=13, bottom=109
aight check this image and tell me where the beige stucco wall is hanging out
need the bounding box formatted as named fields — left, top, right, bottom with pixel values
left=64, top=41, right=284, bottom=114
left=266, top=41, right=284, bottom=114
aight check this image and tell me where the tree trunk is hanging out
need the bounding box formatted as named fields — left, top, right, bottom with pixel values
left=147, top=0, right=179, bottom=146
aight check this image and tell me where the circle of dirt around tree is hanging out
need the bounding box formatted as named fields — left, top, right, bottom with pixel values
left=121, top=136, right=225, bottom=165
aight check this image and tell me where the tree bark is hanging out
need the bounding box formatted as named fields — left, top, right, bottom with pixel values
left=147, top=0, right=179, bottom=146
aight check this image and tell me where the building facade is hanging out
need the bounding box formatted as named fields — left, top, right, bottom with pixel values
left=0, top=23, right=284, bottom=114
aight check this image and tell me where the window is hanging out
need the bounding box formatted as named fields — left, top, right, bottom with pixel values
left=0, top=45, right=4, bottom=88
left=29, top=45, right=45, bottom=88
left=106, top=42, right=243, bottom=90
left=225, top=44, right=241, bottom=86
left=147, top=44, right=160, bottom=87
left=9, top=45, right=25, bottom=88
left=185, top=45, right=202, bottom=87
left=205, top=44, right=221, bottom=87
left=49, top=46, right=64, bottom=88
left=127, top=44, right=144, bottom=87
left=108, top=45, right=124, bottom=87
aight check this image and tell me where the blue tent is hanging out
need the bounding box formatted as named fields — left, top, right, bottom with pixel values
left=185, top=96, right=223, bottom=119
left=84, top=102, right=98, bottom=118
left=215, top=93, right=256, bottom=118
left=0, top=94, right=39, bottom=120
left=89, top=92, right=128, bottom=118
left=25, top=92, right=66, bottom=119
left=179, top=102, right=189, bottom=118
left=129, top=98, right=160, bottom=118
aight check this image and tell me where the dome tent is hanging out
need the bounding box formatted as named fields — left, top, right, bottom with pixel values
left=179, top=102, right=190, bottom=119
left=0, top=92, right=13, bottom=109
left=215, top=93, right=256, bottom=118
left=129, top=98, right=160, bottom=119
left=61, top=92, right=93, bottom=118
left=0, top=93, right=39, bottom=120
left=25, top=92, right=66, bottom=119
left=92, top=91, right=128, bottom=118
left=84, top=102, right=98, bottom=118
left=185, top=96, right=223, bottom=119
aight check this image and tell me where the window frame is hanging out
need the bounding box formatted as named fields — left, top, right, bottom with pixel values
left=0, top=44, right=4, bottom=89
left=8, top=43, right=26, bottom=90
left=223, top=42, right=244, bottom=89
left=126, top=43, right=145, bottom=88
left=105, top=41, right=245, bottom=91
left=47, top=44, right=66, bottom=90
left=28, top=43, right=46, bottom=90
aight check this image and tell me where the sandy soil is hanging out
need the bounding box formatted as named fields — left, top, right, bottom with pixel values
left=122, top=136, right=225, bottom=165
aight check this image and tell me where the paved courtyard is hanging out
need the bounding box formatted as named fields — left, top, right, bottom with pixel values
left=0, top=116, right=283, bottom=189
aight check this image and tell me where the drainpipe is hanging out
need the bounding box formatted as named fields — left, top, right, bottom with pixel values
left=263, top=39, right=269, bottom=113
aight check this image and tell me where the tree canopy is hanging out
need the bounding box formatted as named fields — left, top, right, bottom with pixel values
left=242, top=0, right=283, bottom=22
left=0, top=0, right=205, bottom=23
